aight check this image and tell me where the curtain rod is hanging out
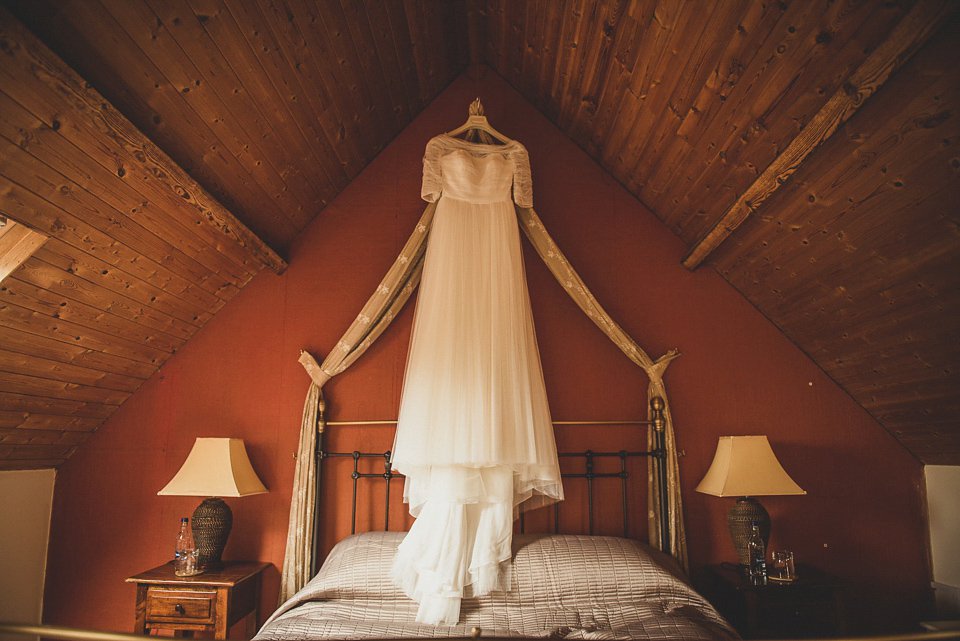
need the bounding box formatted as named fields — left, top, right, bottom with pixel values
left=323, top=419, right=652, bottom=426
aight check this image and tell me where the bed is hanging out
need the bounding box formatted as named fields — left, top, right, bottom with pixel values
left=256, top=397, right=739, bottom=640
left=257, top=532, right=736, bottom=639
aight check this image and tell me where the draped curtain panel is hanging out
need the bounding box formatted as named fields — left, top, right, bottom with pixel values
left=279, top=203, right=687, bottom=602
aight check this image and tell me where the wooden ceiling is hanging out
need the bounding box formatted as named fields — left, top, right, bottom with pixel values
left=0, top=0, right=957, bottom=469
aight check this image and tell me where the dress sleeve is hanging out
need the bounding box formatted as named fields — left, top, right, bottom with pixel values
left=511, top=143, right=533, bottom=208
left=421, top=137, right=444, bottom=202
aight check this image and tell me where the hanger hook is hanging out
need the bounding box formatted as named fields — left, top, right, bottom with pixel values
left=469, top=97, right=484, bottom=117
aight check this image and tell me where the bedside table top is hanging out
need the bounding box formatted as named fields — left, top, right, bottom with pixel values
left=706, top=562, right=846, bottom=591
left=126, top=561, right=270, bottom=587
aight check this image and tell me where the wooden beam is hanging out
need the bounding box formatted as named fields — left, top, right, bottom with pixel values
left=0, top=219, right=45, bottom=282
left=0, top=5, right=288, bottom=275
left=682, top=0, right=955, bottom=270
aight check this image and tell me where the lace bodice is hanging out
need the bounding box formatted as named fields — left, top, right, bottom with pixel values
left=421, top=135, right=533, bottom=207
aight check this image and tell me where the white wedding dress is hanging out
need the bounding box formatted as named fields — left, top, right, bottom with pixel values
left=390, top=134, right=563, bottom=625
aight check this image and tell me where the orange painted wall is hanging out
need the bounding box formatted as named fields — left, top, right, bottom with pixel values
left=43, top=69, right=931, bottom=634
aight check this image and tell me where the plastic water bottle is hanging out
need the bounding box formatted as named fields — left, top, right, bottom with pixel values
left=747, top=521, right=767, bottom=583
left=174, top=517, right=198, bottom=576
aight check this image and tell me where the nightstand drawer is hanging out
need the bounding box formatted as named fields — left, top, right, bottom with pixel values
left=128, top=562, right=269, bottom=639
left=146, top=588, right=216, bottom=623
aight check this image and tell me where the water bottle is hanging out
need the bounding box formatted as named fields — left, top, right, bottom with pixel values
left=174, top=517, right=198, bottom=576
left=747, top=521, right=767, bottom=583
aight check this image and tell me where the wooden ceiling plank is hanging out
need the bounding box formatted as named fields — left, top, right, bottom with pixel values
left=198, top=2, right=343, bottom=216
left=0, top=391, right=115, bottom=420
left=0, top=371, right=129, bottom=406
left=99, top=0, right=321, bottom=231
left=401, top=0, right=443, bottom=105
left=0, top=300, right=173, bottom=366
left=8, top=0, right=289, bottom=249
left=498, top=0, right=527, bottom=91
left=599, top=0, right=688, bottom=172
left=359, top=0, right=414, bottom=129
left=0, top=131, right=244, bottom=307
left=641, top=2, right=773, bottom=214
left=567, top=0, right=632, bottom=147
left=249, top=0, right=376, bottom=167
left=582, top=2, right=654, bottom=159
left=515, top=0, right=544, bottom=107
left=186, top=0, right=346, bottom=205
left=663, top=0, right=889, bottom=231
left=36, top=242, right=216, bottom=328
left=16, top=255, right=198, bottom=342
left=0, top=410, right=102, bottom=432
left=573, top=2, right=651, bottom=155
left=528, top=0, right=562, bottom=117
left=836, top=364, right=959, bottom=397
left=0, top=95, right=254, bottom=294
left=647, top=1, right=793, bottom=232
left=768, top=230, right=959, bottom=330
left=321, top=0, right=396, bottom=143
left=0, top=442, right=80, bottom=461
left=0, top=347, right=144, bottom=394
left=198, top=0, right=359, bottom=188
left=384, top=0, right=425, bottom=115
left=0, top=459, right=72, bottom=470
left=0, top=4, right=287, bottom=274
left=484, top=0, right=507, bottom=89
left=657, top=1, right=830, bottom=228
left=143, top=0, right=333, bottom=227
left=731, top=140, right=960, bottom=314
left=0, top=428, right=89, bottom=447
left=720, top=59, right=955, bottom=266
left=0, top=174, right=228, bottom=317
left=614, top=2, right=724, bottom=182
left=561, top=0, right=617, bottom=140
left=441, top=1, right=471, bottom=88
left=1, top=276, right=185, bottom=354
left=627, top=1, right=749, bottom=205
left=339, top=0, right=405, bottom=139
left=547, top=0, right=587, bottom=131
left=682, top=0, right=955, bottom=269
left=0, top=325, right=154, bottom=379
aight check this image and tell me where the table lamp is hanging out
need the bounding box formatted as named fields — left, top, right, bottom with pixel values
left=158, top=438, right=268, bottom=569
left=696, top=435, right=805, bottom=565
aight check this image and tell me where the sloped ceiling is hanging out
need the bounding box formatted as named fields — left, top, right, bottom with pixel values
left=0, top=0, right=957, bottom=469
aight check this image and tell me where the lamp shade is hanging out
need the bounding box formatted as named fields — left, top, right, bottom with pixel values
left=158, top=438, right=267, bottom=497
left=696, top=435, right=805, bottom=497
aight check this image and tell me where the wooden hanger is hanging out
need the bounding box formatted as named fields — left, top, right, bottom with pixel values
left=445, top=98, right=512, bottom=145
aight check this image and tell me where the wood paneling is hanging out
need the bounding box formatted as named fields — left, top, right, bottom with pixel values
left=483, top=0, right=960, bottom=464
left=0, top=0, right=957, bottom=466
left=0, top=2, right=288, bottom=468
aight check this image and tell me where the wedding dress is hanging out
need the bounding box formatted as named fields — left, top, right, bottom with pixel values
left=390, top=133, right=564, bottom=625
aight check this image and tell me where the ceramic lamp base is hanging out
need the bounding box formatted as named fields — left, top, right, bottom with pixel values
left=192, top=497, right=232, bottom=569
left=727, top=497, right=770, bottom=565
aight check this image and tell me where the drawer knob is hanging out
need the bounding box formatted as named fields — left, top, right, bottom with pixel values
left=175, top=604, right=184, bottom=615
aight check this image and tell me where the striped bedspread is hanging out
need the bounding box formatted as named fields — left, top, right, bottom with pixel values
left=256, top=531, right=738, bottom=640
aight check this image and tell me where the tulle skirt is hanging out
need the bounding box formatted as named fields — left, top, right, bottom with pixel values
left=390, top=195, right=563, bottom=624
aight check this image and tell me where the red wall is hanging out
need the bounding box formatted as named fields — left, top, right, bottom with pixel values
left=43, top=69, right=931, bottom=634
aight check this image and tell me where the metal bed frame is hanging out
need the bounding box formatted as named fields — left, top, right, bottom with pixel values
left=311, top=396, right=669, bottom=573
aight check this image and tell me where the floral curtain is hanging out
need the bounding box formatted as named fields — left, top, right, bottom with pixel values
left=280, top=203, right=687, bottom=601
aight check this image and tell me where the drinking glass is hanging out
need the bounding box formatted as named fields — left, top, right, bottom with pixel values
left=770, top=550, right=795, bottom=581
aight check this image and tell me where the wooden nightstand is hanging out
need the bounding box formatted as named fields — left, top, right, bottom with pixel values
left=704, top=563, right=847, bottom=639
left=126, top=561, right=269, bottom=639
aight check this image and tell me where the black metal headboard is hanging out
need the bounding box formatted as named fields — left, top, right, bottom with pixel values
left=312, top=396, right=669, bottom=573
